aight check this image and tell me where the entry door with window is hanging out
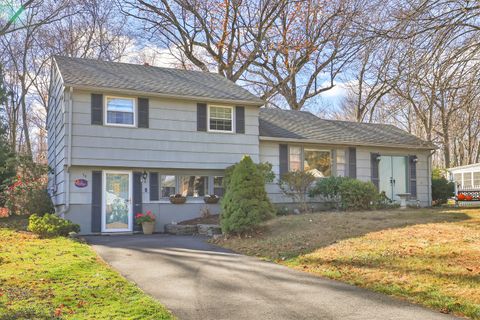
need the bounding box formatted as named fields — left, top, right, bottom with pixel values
left=378, top=156, right=407, bottom=201
left=102, top=171, right=132, bottom=232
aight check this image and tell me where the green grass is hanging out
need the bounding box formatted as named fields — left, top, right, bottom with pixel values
left=0, top=215, right=174, bottom=320
left=214, top=208, right=480, bottom=319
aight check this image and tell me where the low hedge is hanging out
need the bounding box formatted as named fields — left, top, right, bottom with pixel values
left=310, top=176, right=379, bottom=210
left=28, top=214, right=80, bottom=238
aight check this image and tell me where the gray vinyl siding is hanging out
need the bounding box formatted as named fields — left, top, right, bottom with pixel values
left=66, top=166, right=223, bottom=234
left=67, top=166, right=225, bottom=205
left=47, top=64, right=66, bottom=206
left=259, top=141, right=431, bottom=206
left=259, top=141, right=345, bottom=203
left=69, top=90, right=259, bottom=169
left=355, top=147, right=431, bottom=206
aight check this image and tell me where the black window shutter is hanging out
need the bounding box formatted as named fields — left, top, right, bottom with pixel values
left=279, top=144, right=288, bottom=177
left=138, top=98, right=149, bottom=128
left=348, top=147, right=357, bottom=179
left=409, top=155, right=417, bottom=198
left=91, top=94, right=103, bottom=125
left=149, top=172, right=159, bottom=201
left=197, top=103, right=207, bottom=131
left=91, top=171, right=102, bottom=233
left=133, top=172, right=143, bottom=231
left=235, top=106, right=245, bottom=133
left=370, top=153, right=379, bottom=190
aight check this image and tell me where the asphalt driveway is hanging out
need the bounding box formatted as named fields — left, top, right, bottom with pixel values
left=87, top=234, right=458, bottom=320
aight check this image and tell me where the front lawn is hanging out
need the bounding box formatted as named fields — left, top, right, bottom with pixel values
left=0, top=215, right=174, bottom=320
left=214, top=208, right=480, bottom=319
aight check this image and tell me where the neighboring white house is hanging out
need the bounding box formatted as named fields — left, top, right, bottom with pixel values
left=448, top=163, right=480, bottom=189
left=47, top=56, right=436, bottom=235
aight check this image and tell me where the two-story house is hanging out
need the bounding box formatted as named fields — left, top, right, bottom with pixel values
left=47, top=56, right=435, bottom=234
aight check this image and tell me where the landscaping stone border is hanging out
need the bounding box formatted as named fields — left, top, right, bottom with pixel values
left=164, top=223, right=221, bottom=236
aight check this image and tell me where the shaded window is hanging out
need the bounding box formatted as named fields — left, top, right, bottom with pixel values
left=209, top=106, right=233, bottom=132
left=289, top=146, right=302, bottom=171
left=106, top=97, right=134, bottom=125
left=160, top=175, right=176, bottom=198
left=464, top=172, right=473, bottom=188
left=474, top=172, right=480, bottom=187
left=304, top=149, right=332, bottom=178
left=213, top=176, right=224, bottom=197
left=179, top=176, right=209, bottom=197
left=453, top=173, right=462, bottom=185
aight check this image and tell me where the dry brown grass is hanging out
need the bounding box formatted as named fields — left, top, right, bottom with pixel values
left=214, top=208, right=480, bottom=319
left=215, top=208, right=470, bottom=259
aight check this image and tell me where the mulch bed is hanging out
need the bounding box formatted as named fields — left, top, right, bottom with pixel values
left=178, top=214, right=220, bottom=225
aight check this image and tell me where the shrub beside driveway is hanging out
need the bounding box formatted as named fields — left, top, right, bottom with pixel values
left=0, top=215, right=173, bottom=320
left=214, top=208, right=480, bottom=319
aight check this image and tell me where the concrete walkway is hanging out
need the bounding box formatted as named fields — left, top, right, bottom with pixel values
left=87, top=234, right=458, bottom=320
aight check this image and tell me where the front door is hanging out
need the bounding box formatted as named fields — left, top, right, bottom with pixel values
left=378, top=156, right=407, bottom=201
left=102, top=171, right=132, bottom=232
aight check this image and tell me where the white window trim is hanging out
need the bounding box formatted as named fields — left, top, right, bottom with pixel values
left=104, top=96, right=136, bottom=127
left=207, top=105, right=234, bottom=133
left=149, top=174, right=211, bottom=203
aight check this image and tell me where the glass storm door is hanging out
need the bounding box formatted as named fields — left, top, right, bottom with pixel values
left=378, top=156, right=407, bottom=201
left=102, top=171, right=132, bottom=232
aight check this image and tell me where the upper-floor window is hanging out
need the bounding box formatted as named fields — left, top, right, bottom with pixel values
left=106, top=96, right=135, bottom=126
left=289, top=146, right=331, bottom=178
left=208, top=105, right=233, bottom=132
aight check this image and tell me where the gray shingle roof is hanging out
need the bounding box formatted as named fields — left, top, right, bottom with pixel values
left=259, top=108, right=435, bottom=149
left=53, top=56, right=263, bottom=105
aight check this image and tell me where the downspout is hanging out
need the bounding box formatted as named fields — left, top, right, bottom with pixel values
left=61, top=87, right=73, bottom=218
left=427, top=149, right=436, bottom=207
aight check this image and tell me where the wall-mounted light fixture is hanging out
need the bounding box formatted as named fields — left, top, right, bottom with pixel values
left=141, top=170, right=148, bottom=183
left=412, top=155, right=418, bottom=163
left=375, top=154, right=382, bottom=161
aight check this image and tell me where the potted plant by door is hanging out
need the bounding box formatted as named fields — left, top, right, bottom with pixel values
left=135, top=211, right=156, bottom=234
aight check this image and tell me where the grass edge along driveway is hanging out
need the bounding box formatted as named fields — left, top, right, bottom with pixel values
left=214, top=208, right=480, bottom=320
left=0, top=215, right=174, bottom=320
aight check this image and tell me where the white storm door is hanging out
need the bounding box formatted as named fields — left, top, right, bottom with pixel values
left=102, top=171, right=132, bottom=232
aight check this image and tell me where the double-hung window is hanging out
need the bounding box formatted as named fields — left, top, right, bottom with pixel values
left=208, top=106, right=233, bottom=132
left=106, top=97, right=135, bottom=126
left=213, top=176, right=224, bottom=197
left=160, top=175, right=176, bottom=198
left=289, top=146, right=302, bottom=171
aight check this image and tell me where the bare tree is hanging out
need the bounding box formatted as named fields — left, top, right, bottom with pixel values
left=247, top=0, right=363, bottom=110
left=0, top=0, right=36, bottom=36
left=122, top=0, right=286, bottom=81
left=0, top=0, right=130, bottom=159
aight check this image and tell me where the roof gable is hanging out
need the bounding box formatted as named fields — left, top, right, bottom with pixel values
left=53, top=56, right=263, bottom=105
